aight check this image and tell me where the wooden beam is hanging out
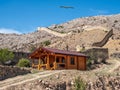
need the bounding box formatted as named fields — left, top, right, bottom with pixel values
left=55, top=54, right=66, bottom=57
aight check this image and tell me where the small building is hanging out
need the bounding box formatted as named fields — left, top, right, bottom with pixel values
left=29, top=47, right=87, bottom=70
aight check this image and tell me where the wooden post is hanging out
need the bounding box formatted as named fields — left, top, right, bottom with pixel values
left=84, top=57, right=86, bottom=70
left=54, top=55, right=57, bottom=69
left=38, top=58, right=40, bottom=64
left=38, top=57, right=41, bottom=70
left=60, top=57, right=62, bottom=63
left=32, top=59, right=34, bottom=68
left=64, top=55, right=67, bottom=69
left=46, top=55, right=50, bottom=69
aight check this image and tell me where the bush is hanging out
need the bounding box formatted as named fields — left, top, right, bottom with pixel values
left=74, top=77, right=86, bottom=90
left=0, top=48, right=14, bottom=65
left=43, top=40, right=51, bottom=46
left=60, top=31, right=65, bottom=34
left=17, top=58, right=30, bottom=67
left=87, top=58, right=92, bottom=68
left=80, top=44, right=85, bottom=52
left=58, top=25, right=64, bottom=28
left=29, top=45, right=36, bottom=52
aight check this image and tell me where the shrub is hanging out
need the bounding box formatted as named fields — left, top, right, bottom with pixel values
left=114, top=20, right=118, bottom=23
left=80, top=44, right=85, bottom=52
left=58, top=25, right=64, bottom=28
left=60, top=31, right=65, bottom=34
left=43, top=40, right=51, bottom=46
left=89, top=52, right=97, bottom=64
left=87, top=58, right=92, bottom=68
left=17, top=58, right=30, bottom=67
left=104, top=31, right=108, bottom=33
left=74, top=77, right=86, bottom=90
left=0, top=48, right=14, bottom=65
left=29, top=45, right=36, bottom=52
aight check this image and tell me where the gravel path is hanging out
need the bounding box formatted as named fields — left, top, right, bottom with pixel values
left=108, top=59, right=120, bottom=73
left=0, top=70, right=63, bottom=90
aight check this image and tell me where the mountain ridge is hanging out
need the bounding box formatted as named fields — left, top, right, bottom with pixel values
left=0, top=14, right=120, bottom=56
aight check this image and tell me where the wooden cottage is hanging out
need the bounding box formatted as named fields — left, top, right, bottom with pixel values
left=29, top=47, right=87, bottom=70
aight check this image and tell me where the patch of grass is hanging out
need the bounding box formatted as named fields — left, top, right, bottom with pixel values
left=74, top=76, right=86, bottom=90
left=31, top=69, right=40, bottom=74
left=60, top=31, right=65, bottom=34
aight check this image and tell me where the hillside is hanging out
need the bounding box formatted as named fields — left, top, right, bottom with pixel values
left=49, top=14, right=120, bottom=34
left=0, top=31, right=60, bottom=52
left=0, top=14, right=120, bottom=56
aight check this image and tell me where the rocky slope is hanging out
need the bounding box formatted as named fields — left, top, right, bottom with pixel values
left=0, top=31, right=60, bottom=52
left=49, top=14, right=120, bottom=34
left=0, top=14, right=120, bottom=54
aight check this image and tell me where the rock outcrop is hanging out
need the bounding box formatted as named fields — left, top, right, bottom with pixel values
left=87, top=75, right=120, bottom=90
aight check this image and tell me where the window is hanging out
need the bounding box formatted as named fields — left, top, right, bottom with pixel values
left=56, top=57, right=59, bottom=63
left=61, top=57, right=65, bottom=63
left=70, top=57, right=75, bottom=65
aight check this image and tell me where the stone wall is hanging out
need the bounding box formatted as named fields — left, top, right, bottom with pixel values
left=92, top=29, right=113, bottom=47
left=4, top=51, right=31, bottom=66
left=0, top=65, right=31, bottom=81
left=83, top=47, right=109, bottom=63
left=13, top=52, right=30, bottom=62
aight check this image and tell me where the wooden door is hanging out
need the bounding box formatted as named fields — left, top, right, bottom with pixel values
left=78, top=57, right=86, bottom=70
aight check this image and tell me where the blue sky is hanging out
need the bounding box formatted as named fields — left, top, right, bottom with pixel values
left=0, top=0, right=120, bottom=34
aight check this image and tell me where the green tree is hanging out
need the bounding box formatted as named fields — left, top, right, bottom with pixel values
left=0, top=48, right=14, bottom=65
left=17, top=58, right=30, bottom=67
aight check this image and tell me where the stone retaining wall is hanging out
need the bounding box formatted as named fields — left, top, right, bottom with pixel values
left=83, top=47, right=109, bottom=63
left=0, top=65, right=31, bottom=81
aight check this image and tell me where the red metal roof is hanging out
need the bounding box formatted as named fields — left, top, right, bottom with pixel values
left=41, top=47, right=86, bottom=57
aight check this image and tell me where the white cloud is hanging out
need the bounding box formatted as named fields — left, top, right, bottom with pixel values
left=0, top=28, right=21, bottom=34
left=89, top=8, right=109, bottom=15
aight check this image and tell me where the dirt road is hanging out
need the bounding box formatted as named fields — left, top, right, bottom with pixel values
left=0, top=70, right=63, bottom=90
